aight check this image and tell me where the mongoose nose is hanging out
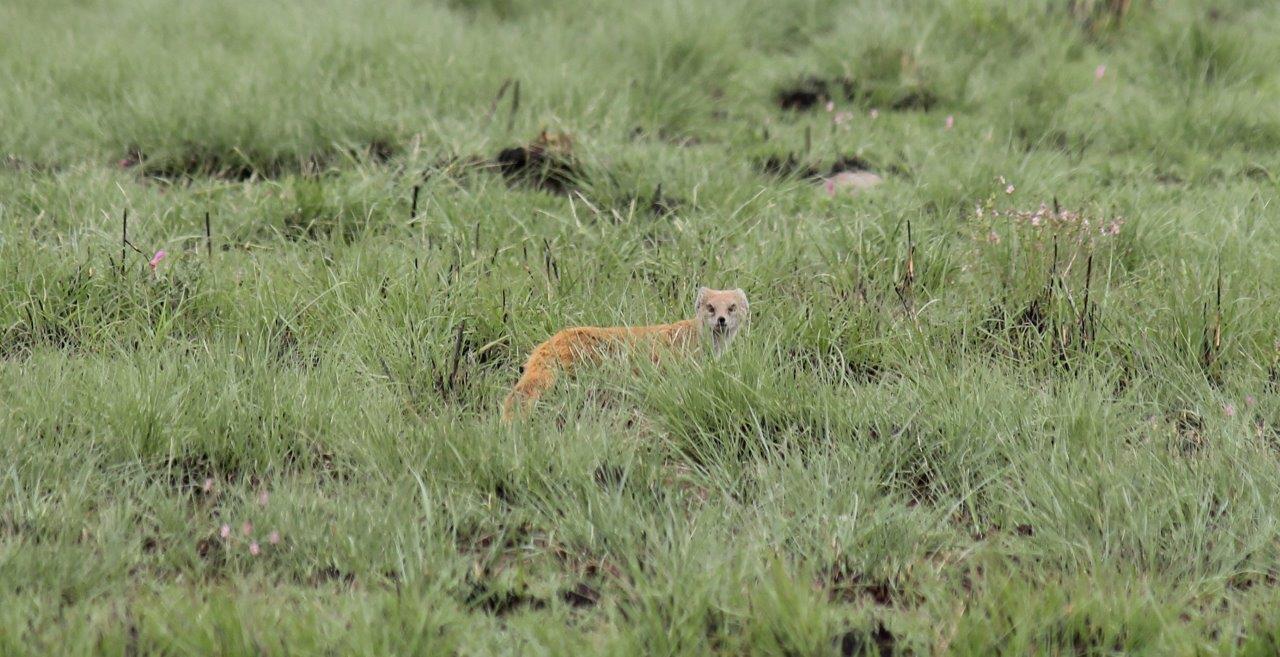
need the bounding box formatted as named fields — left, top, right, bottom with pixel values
left=717, top=316, right=727, bottom=326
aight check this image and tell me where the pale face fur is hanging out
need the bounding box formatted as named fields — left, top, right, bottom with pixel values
left=694, top=287, right=749, bottom=353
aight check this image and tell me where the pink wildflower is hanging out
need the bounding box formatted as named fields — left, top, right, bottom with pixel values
left=945, top=115, right=955, bottom=130
left=1246, top=395, right=1258, bottom=408
left=1095, top=64, right=1106, bottom=81
left=1224, top=403, right=1237, bottom=418
left=257, top=490, right=269, bottom=507
left=202, top=477, right=215, bottom=493
left=824, top=178, right=836, bottom=197
left=268, top=531, right=281, bottom=545
left=249, top=542, right=260, bottom=556
left=869, top=109, right=880, bottom=120
left=825, top=101, right=835, bottom=112
left=241, top=521, right=253, bottom=537
left=148, top=250, right=167, bottom=271
left=219, top=524, right=231, bottom=539
left=833, top=111, right=853, bottom=126
left=1005, top=184, right=1015, bottom=195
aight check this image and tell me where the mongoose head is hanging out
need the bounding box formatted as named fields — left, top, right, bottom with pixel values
left=695, top=287, right=749, bottom=352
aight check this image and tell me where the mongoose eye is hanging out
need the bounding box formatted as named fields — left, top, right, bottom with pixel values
left=728, top=305, right=736, bottom=312
left=706, top=304, right=715, bottom=313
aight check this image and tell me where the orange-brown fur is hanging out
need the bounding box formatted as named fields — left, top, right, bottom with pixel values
left=501, top=288, right=747, bottom=421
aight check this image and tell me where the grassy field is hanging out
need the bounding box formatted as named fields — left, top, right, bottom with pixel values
left=4, top=0, right=1280, bottom=654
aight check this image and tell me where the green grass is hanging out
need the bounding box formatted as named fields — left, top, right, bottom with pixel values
left=4, top=0, right=1280, bottom=654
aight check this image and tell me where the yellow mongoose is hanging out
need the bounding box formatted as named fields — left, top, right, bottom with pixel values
left=502, top=287, right=748, bottom=421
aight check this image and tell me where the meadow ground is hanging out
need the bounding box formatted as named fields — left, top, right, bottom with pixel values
left=3, top=0, right=1280, bottom=654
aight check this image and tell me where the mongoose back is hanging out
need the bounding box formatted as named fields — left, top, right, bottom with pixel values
left=501, top=287, right=748, bottom=421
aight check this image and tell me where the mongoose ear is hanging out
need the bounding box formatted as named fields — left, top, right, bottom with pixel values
left=695, top=286, right=710, bottom=308
left=734, top=288, right=748, bottom=309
